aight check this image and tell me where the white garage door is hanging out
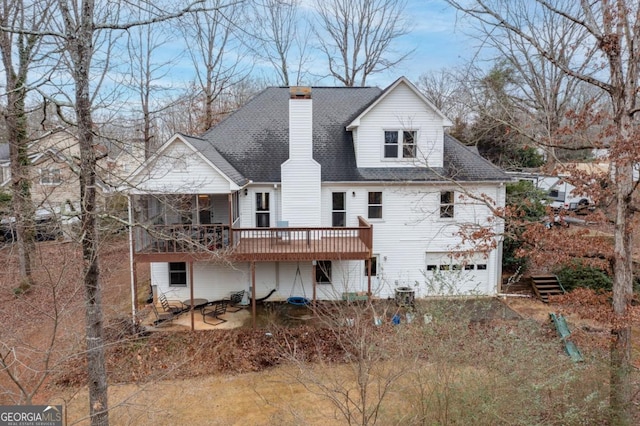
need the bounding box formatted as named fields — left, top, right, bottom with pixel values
left=424, top=252, right=489, bottom=295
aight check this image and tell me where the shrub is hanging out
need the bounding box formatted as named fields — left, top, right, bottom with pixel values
left=555, top=262, right=612, bottom=292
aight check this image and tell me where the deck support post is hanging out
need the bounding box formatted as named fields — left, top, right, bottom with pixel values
left=312, top=261, right=317, bottom=308
left=251, top=261, right=256, bottom=329
left=189, top=261, right=195, bottom=331
left=127, top=195, right=137, bottom=324
left=367, top=257, right=372, bottom=302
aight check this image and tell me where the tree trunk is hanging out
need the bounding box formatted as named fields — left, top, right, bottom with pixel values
left=609, top=160, right=634, bottom=425
left=78, top=88, right=109, bottom=425
left=7, top=92, right=35, bottom=289
left=67, top=0, right=109, bottom=423
left=2, top=38, right=35, bottom=289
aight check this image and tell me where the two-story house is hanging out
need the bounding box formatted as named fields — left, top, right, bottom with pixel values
left=1, top=128, right=143, bottom=222
left=126, top=77, right=510, bottom=319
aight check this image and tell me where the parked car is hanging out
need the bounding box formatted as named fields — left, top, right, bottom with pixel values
left=0, top=208, right=74, bottom=244
left=547, top=188, right=594, bottom=214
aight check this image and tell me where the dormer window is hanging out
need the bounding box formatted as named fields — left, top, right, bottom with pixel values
left=384, top=130, right=417, bottom=159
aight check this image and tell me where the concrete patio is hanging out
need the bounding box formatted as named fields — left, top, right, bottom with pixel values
left=142, top=304, right=252, bottom=331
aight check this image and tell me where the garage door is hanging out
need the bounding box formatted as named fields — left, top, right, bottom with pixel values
left=424, top=252, right=489, bottom=295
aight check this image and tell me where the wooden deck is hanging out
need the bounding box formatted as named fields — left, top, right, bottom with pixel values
left=133, top=218, right=373, bottom=262
left=232, top=235, right=370, bottom=261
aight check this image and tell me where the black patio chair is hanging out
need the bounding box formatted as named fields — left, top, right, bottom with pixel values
left=151, top=304, right=175, bottom=327
left=201, top=299, right=228, bottom=325
left=159, top=293, right=185, bottom=315
left=225, top=290, right=245, bottom=312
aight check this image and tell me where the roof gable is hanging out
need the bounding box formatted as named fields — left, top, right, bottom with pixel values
left=127, top=134, right=245, bottom=192
left=346, top=77, right=453, bottom=130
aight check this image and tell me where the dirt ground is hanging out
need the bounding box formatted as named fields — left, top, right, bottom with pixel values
left=1, top=236, right=638, bottom=425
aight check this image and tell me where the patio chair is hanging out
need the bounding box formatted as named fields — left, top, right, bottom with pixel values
left=201, top=299, right=228, bottom=325
left=159, top=293, right=185, bottom=315
left=151, top=304, right=175, bottom=327
left=225, top=290, right=246, bottom=312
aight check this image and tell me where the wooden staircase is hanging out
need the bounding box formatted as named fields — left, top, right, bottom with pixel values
left=531, top=274, right=565, bottom=303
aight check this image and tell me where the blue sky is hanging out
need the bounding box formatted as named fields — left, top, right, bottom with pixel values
left=152, top=0, right=480, bottom=91
left=392, top=0, right=475, bottom=84
left=83, top=0, right=484, bottom=116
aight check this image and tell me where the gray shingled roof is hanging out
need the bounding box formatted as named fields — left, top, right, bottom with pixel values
left=198, top=86, right=510, bottom=183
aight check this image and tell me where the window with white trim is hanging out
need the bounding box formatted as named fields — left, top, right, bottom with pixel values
left=368, top=191, right=382, bottom=219
left=440, top=191, right=454, bottom=218
left=168, top=262, right=187, bottom=287
left=40, top=168, right=62, bottom=185
left=384, top=130, right=417, bottom=159
left=256, top=192, right=270, bottom=227
left=316, top=260, right=332, bottom=284
left=332, top=192, right=346, bottom=227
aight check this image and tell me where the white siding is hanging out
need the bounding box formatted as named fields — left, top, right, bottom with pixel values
left=149, top=182, right=503, bottom=300
left=281, top=162, right=321, bottom=226
left=354, top=82, right=446, bottom=169
left=243, top=185, right=275, bottom=227
left=134, top=140, right=233, bottom=194
left=281, top=97, right=321, bottom=226
left=320, top=182, right=503, bottom=298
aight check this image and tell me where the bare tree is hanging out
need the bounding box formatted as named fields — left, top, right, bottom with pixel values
left=178, top=0, right=251, bottom=132
left=250, top=0, right=310, bottom=86
left=50, top=1, right=221, bottom=424
left=446, top=1, right=640, bottom=422
left=463, top=2, right=598, bottom=163
left=312, top=0, right=412, bottom=86
left=416, top=67, right=473, bottom=139
left=0, top=0, right=53, bottom=289
left=126, top=12, right=177, bottom=159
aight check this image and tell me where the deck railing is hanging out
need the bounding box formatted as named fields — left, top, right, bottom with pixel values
left=134, top=224, right=230, bottom=253
left=134, top=217, right=373, bottom=259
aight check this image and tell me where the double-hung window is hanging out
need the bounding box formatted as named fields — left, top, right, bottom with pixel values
left=384, top=130, right=417, bottom=159
left=384, top=131, right=399, bottom=158
left=440, top=191, right=455, bottom=218
left=332, top=192, right=346, bottom=227
left=168, top=262, right=187, bottom=287
left=402, top=131, right=416, bottom=158
left=368, top=191, right=382, bottom=219
left=315, top=260, right=332, bottom=284
left=256, top=192, right=270, bottom=227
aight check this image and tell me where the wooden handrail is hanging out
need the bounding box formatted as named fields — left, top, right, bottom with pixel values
left=134, top=220, right=374, bottom=258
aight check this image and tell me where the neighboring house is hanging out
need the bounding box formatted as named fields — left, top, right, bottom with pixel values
left=126, top=77, right=510, bottom=315
left=0, top=130, right=82, bottom=215
left=0, top=129, right=142, bottom=218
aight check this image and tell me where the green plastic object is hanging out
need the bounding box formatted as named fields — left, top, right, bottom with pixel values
left=564, top=340, right=584, bottom=363
left=549, top=312, right=584, bottom=363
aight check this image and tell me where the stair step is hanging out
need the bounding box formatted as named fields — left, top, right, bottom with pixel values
left=530, top=274, right=564, bottom=303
